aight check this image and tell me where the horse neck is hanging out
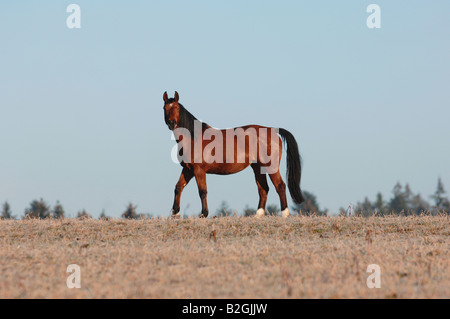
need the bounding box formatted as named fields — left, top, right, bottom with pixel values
left=179, top=106, right=211, bottom=136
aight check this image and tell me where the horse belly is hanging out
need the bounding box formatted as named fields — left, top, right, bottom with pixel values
left=205, top=162, right=250, bottom=175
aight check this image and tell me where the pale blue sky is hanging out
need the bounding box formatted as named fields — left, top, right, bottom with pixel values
left=1, top=1, right=449, bottom=217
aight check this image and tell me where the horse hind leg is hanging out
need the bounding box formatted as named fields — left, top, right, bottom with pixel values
left=269, top=170, right=289, bottom=218
left=251, top=164, right=269, bottom=218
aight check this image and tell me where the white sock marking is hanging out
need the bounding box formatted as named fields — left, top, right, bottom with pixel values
left=255, top=208, right=265, bottom=218
left=281, top=208, right=290, bottom=218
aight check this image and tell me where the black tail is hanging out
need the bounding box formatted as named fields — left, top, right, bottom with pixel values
left=278, top=128, right=304, bottom=204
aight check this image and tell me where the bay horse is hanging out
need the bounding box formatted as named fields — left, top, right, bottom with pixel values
left=163, top=91, right=304, bottom=218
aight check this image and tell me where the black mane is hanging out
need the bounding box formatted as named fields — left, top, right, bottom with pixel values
left=176, top=102, right=210, bottom=137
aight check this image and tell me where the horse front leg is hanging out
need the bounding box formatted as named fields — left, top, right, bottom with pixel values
left=193, top=167, right=209, bottom=218
left=171, top=167, right=194, bottom=218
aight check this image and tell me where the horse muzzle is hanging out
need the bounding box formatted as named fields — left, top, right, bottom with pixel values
left=167, top=120, right=177, bottom=130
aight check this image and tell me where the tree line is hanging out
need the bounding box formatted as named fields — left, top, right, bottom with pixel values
left=217, top=178, right=450, bottom=217
left=1, top=178, right=449, bottom=219
left=350, top=178, right=449, bottom=216
left=0, top=200, right=152, bottom=220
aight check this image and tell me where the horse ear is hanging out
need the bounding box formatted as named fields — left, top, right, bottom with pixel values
left=163, top=91, right=168, bottom=103
left=174, top=91, right=179, bottom=102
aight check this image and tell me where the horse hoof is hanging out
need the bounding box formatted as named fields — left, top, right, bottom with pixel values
left=170, top=209, right=180, bottom=219
left=255, top=208, right=265, bottom=218
left=281, top=208, right=290, bottom=218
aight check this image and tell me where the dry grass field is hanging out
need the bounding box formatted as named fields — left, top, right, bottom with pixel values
left=0, top=215, right=448, bottom=299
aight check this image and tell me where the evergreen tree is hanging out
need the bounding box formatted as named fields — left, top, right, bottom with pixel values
left=291, top=191, right=325, bottom=216
left=403, top=184, right=413, bottom=210
left=122, top=203, right=139, bottom=219
left=266, top=204, right=279, bottom=216
left=215, top=201, right=231, bottom=217
left=389, top=182, right=408, bottom=213
left=52, top=201, right=65, bottom=219
left=1, top=201, right=14, bottom=219
left=374, top=192, right=386, bottom=213
left=441, top=198, right=450, bottom=213
left=243, top=205, right=256, bottom=217
left=24, top=199, right=51, bottom=219
left=77, top=209, right=91, bottom=219
left=99, top=210, right=110, bottom=220
left=410, top=193, right=430, bottom=215
left=431, top=178, right=447, bottom=209
left=355, top=197, right=373, bottom=216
